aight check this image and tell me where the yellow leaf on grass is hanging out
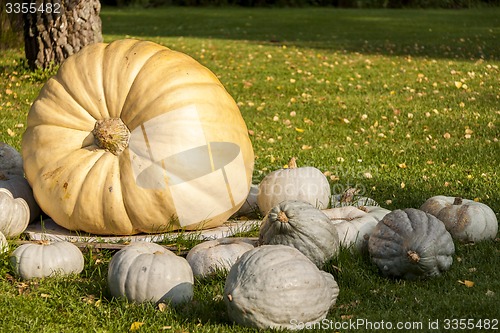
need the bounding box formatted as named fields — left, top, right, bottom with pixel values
left=130, top=322, right=145, bottom=331
left=458, top=280, right=474, bottom=287
left=295, top=127, right=304, bottom=133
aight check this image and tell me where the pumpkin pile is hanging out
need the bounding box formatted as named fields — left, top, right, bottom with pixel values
left=0, top=39, right=498, bottom=331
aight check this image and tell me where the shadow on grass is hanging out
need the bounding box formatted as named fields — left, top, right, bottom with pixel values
left=101, top=6, right=500, bottom=60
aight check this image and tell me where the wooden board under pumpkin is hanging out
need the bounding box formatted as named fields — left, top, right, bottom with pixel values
left=24, top=218, right=260, bottom=246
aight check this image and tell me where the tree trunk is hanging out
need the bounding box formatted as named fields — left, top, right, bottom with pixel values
left=0, top=0, right=24, bottom=49
left=23, top=0, right=103, bottom=70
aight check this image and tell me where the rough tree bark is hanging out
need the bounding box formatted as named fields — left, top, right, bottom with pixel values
left=23, top=0, right=103, bottom=70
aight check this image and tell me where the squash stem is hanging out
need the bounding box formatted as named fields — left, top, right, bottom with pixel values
left=92, top=118, right=130, bottom=155
left=407, top=250, right=420, bottom=263
left=277, top=211, right=289, bottom=223
left=288, top=157, right=297, bottom=169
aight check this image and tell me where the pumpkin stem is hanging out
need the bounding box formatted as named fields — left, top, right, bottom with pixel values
left=288, top=157, right=297, bottom=169
left=92, top=118, right=130, bottom=156
left=407, top=250, right=420, bottom=263
left=35, top=240, right=52, bottom=246
left=358, top=206, right=368, bottom=212
left=277, top=211, right=289, bottom=223
left=453, top=197, right=463, bottom=205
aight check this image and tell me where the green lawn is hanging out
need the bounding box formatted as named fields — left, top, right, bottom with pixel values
left=1, top=6, right=499, bottom=333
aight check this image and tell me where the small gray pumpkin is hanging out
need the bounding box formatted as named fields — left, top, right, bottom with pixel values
left=231, top=184, right=259, bottom=218
left=330, top=187, right=379, bottom=208
left=420, top=196, right=498, bottom=242
left=186, top=237, right=255, bottom=277
left=0, top=142, right=24, bottom=178
left=0, top=142, right=41, bottom=224
left=257, top=157, right=331, bottom=215
left=224, top=244, right=339, bottom=330
left=1, top=175, right=41, bottom=224
left=322, top=205, right=390, bottom=252
left=108, top=242, right=194, bottom=305
left=0, top=188, right=30, bottom=238
left=368, top=208, right=455, bottom=280
left=259, top=200, right=339, bottom=268
left=10, top=240, right=84, bottom=280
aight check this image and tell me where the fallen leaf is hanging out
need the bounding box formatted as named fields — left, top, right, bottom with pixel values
left=130, top=322, right=145, bottom=331
left=7, top=128, right=15, bottom=137
left=81, top=295, right=96, bottom=304
left=458, top=280, right=474, bottom=287
left=295, top=127, right=304, bottom=133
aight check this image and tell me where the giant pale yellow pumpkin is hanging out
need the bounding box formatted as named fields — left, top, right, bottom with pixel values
left=22, top=39, right=254, bottom=235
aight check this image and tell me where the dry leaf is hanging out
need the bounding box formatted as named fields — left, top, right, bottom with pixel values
left=130, top=322, right=145, bottom=331
left=295, top=127, right=304, bottom=133
left=7, top=128, right=15, bottom=137
left=458, top=280, right=474, bottom=287
left=398, top=163, right=407, bottom=169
